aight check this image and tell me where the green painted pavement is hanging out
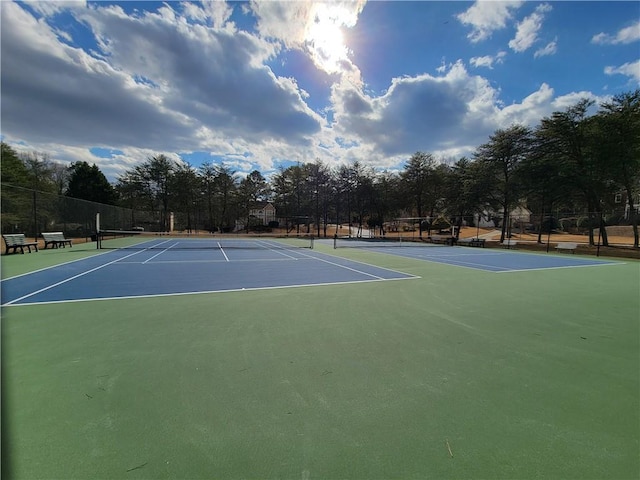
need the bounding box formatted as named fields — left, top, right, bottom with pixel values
left=2, top=246, right=639, bottom=479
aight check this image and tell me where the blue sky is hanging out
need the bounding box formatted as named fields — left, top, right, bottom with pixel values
left=1, top=1, right=638, bottom=182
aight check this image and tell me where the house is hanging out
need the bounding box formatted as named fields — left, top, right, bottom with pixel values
left=613, top=190, right=640, bottom=219
left=475, top=206, right=532, bottom=228
left=234, top=202, right=277, bottom=232
left=248, top=202, right=277, bottom=225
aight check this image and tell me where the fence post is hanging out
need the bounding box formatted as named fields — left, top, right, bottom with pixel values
left=32, top=190, right=38, bottom=242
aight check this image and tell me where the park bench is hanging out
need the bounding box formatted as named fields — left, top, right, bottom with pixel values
left=457, top=238, right=486, bottom=248
left=501, top=239, right=518, bottom=249
left=42, top=232, right=73, bottom=249
left=555, top=242, right=578, bottom=253
left=2, top=234, right=39, bottom=254
left=428, top=235, right=456, bottom=246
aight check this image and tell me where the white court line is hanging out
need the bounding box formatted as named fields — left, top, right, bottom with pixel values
left=2, top=242, right=419, bottom=306
left=1, top=248, right=119, bottom=282
left=116, top=257, right=316, bottom=265
left=401, top=253, right=622, bottom=273
left=3, top=276, right=420, bottom=307
left=416, top=256, right=510, bottom=272
left=312, top=247, right=425, bottom=277
left=2, top=249, right=149, bottom=306
left=294, top=248, right=419, bottom=279
left=416, top=251, right=506, bottom=258
left=354, top=246, right=624, bottom=273
left=337, top=247, right=504, bottom=272
left=494, top=262, right=625, bottom=274
left=254, top=240, right=299, bottom=259
left=217, top=243, right=230, bottom=262
left=142, top=243, right=177, bottom=263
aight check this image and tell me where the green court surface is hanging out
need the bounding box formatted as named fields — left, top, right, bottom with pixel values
left=2, top=244, right=639, bottom=479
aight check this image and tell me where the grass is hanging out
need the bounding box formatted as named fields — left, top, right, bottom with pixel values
left=2, top=243, right=639, bottom=479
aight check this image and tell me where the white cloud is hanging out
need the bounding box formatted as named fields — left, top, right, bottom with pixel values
left=1, top=1, right=323, bottom=163
left=604, top=60, right=640, bottom=83
left=250, top=1, right=311, bottom=48
left=592, top=20, right=640, bottom=45
left=509, top=3, right=552, bottom=53
left=250, top=1, right=366, bottom=82
left=329, top=61, right=614, bottom=169
left=470, top=51, right=507, bottom=69
left=331, top=61, right=503, bottom=159
left=181, top=1, right=235, bottom=29
left=534, top=38, right=557, bottom=58
left=551, top=91, right=608, bottom=112
left=457, top=1, right=524, bottom=43
left=496, top=83, right=554, bottom=126
left=0, top=0, right=630, bottom=180
left=22, top=0, right=87, bottom=17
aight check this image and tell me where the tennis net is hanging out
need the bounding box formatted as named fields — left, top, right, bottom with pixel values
left=333, top=235, right=441, bottom=249
left=97, top=230, right=314, bottom=250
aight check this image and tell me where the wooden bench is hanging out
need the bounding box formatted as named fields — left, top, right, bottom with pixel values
left=428, top=235, right=456, bottom=246
left=501, top=239, right=518, bottom=249
left=555, top=242, right=578, bottom=253
left=42, top=232, right=73, bottom=249
left=457, top=238, right=486, bottom=248
left=2, top=234, right=39, bottom=254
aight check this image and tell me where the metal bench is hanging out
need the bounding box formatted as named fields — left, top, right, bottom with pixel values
left=457, top=238, right=486, bottom=248
left=2, top=234, right=39, bottom=254
left=428, top=235, right=456, bottom=246
left=555, top=242, right=578, bottom=253
left=42, top=232, right=73, bottom=249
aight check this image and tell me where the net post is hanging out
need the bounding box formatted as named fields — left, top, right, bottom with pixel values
left=95, top=212, right=101, bottom=249
left=333, top=234, right=338, bottom=249
left=310, top=236, right=314, bottom=249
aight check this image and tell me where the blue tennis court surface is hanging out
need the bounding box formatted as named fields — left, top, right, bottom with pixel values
left=2, top=240, right=622, bottom=306
left=323, top=240, right=622, bottom=272
left=1, top=245, right=416, bottom=306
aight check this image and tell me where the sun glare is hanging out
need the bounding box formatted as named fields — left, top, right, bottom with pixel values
left=304, top=4, right=353, bottom=75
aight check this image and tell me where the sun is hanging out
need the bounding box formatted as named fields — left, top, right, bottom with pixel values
left=304, top=4, right=353, bottom=75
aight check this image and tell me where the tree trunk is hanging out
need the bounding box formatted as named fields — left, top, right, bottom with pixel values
left=537, top=209, right=544, bottom=244
left=500, top=207, right=509, bottom=243
left=624, top=184, right=639, bottom=248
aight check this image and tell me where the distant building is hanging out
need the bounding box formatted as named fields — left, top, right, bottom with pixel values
left=476, top=206, right=532, bottom=228
left=613, top=190, right=640, bottom=219
left=249, top=202, right=276, bottom=225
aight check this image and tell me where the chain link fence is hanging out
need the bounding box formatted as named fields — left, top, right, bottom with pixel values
left=2, top=183, right=638, bottom=250
left=377, top=211, right=638, bottom=249
left=1, top=183, right=157, bottom=241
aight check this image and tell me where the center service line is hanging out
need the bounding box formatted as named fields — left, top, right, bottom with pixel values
left=143, top=243, right=178, bottom=263
left=217, top=242, right=230, bottom=262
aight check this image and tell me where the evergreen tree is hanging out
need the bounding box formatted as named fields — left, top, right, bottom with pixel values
left=66, top=161, right=118, bottom=205
left=0, top=142, right=30, bottom=187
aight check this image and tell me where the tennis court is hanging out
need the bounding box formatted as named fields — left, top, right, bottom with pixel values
left=2, top=238, right=639, bottom=479
left=326, top=238, right=622, bottom=272
left=1, top=238, right=416, bottom=306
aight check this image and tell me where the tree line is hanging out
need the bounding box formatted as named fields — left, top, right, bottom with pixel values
left=2, top=90, right=638, bottom=247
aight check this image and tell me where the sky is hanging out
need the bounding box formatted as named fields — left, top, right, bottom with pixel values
left=1, top=1, right=639, bottom=182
